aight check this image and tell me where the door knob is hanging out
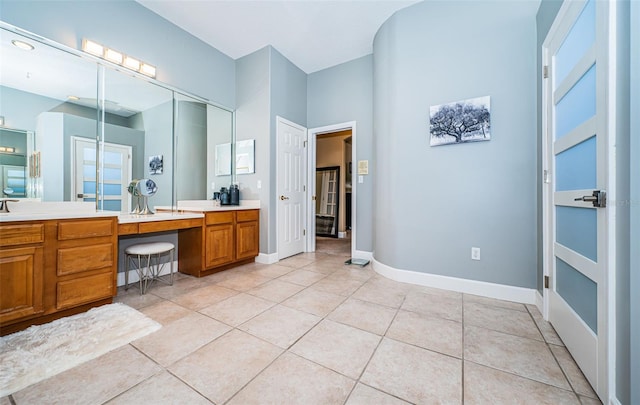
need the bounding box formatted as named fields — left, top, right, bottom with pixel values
left=574, top=190, right=606, bottom=208
left=280, top=195, right=289, bottom=201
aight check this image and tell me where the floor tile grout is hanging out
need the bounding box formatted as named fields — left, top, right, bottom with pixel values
left=9, top=239, right=600, bottom=404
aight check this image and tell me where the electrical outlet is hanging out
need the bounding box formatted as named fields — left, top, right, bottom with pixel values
left=471, top=247, right=481, bottom=261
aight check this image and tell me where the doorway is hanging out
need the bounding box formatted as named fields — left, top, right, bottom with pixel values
left=307, top=122, right=356, bottom=258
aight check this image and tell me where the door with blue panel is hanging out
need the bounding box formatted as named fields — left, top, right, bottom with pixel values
left=546, top=0, right=607, bottom=399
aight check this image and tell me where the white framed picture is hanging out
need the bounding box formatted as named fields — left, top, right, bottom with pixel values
left=429, top=96, right=491, bottom=146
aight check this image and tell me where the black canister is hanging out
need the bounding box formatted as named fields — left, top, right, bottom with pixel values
left=230, top=184, right=240, bottom=205
left=219, top=187, right=230, bottom=205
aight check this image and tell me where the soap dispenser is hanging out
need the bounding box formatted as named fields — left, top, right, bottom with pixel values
left=219, top=187, right=230, bottom=205
left=230, top=184, right=240, bottom=206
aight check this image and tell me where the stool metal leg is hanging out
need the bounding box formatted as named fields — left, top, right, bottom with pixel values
left=169, top=248, right=174, bottom=286
left=125, top=247, right=175, bottom=295
left=125, top=253, right=130, bottom=291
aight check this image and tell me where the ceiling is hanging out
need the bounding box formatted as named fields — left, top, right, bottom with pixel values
left=135, top=0, right=421, bottom=74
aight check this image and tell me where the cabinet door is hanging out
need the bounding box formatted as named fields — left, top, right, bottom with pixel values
left=0, top=246, right=44, bottom=323
left=205, top=224, right=234, bottom=268
left=236, top=220, right=259, bottom=260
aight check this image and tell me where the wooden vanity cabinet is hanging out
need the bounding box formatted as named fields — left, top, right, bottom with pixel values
left=0, top=216, right=117, bottom=336
left=178, top=209, right=259, bottom=277
left=204, top=212, right=235, bottom=268
left=236, top=210, right=260, bottom=260
left=54, top=218, right=117, bottom=310
left=0, top=223, right=45, bottom=324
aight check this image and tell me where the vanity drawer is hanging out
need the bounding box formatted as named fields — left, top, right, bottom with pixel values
left=118, top=223, right=139, bottom=235
left=57, top=243, right=114, bottom=276
left=56, top=271, right=113, bottom=309
left=236, top=209, right=259, bottom=223
left=58, top=219, right=113, bottom=240
left=0, top=224, right=44, bottom=247
left=206, top=211, right=235, bottom=225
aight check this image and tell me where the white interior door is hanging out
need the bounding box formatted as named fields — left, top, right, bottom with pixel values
left=72, top=137, right=131, bottom=211
left=543, top=0, right=608, bottom=400
left=277, top=117, right=307, bottom=260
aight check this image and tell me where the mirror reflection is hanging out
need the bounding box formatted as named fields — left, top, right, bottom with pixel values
left=1, top=26, right=236, bottom=211
left=1, top=28, right=98, bottom=201
left=96, top=67, right=173, bottom=212
left=175, top=93, right=234, bottom=204
left=315, top=166, right=340, bottom=238
left=0, top=128, right=31, bottom=198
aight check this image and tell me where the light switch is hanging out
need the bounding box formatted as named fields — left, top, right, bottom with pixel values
left=257, top=180, right=262, bottom=189
left=358, top=176, right=364, bottom=184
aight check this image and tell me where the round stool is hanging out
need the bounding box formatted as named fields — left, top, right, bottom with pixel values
left=124, top=242, right=175, bottom=294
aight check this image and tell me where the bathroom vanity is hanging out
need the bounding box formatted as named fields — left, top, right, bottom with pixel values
left=0, top=201, right=260, bottom=335
left=158, top=201, right=260, bottom=278
left=0, top=208, right=119, bottom=336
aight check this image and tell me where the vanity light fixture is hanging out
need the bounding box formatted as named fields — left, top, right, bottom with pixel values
left=82, top=39, right=104, bottom=57
left=104, top=48, right=123, bottom=64
left=0, top=146, right=16, bottom=153
left=140, top=63, right=156, bottom=78
left=123, top=56, right=140, bottom=71
left=81, top=38, right=156, bottom=78
left=11, top=39, right=34, bottom=51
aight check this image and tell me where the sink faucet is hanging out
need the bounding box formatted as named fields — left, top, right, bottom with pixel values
left=0, top=199, right=18, bottom=213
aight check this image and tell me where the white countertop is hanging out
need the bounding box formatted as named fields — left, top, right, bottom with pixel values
left=156, top=199, right=260, bottom=213
left=0, top=201, right=120, bottom=222
left=0, top=200, right=257, bottom=222
left=118, top=212, right=204, bottom=223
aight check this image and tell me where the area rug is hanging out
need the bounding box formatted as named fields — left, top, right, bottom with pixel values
left=0, top=303, right=161, bottom=396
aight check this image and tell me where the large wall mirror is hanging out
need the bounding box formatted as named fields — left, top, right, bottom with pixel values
left=0, top=24, right=235, bottom=212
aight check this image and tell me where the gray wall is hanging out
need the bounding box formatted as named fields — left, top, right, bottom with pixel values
left=372, top=0, right=539, bottom=288
left=270, top=47, right=308, bottom=253
left=130, top=101, right=174, bottom=208
left=235, top=47, right=271, bottom=253
left=0, top=0, right=236, bottom=108
left=0, top=86, right=64, bottom=132
left=631, top=2, right=640, bottom=403
left=176, top=100, right=208, bottom=200
left=235, top=46, right=308, bottom=256
left=307, top=55, right=373, bottom=253
left=536, top=0, right=563, bottom=293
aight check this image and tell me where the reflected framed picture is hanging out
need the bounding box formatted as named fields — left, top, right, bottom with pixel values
left=148, top=154, right=163, bottom=175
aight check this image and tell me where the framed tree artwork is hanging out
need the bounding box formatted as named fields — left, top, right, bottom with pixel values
left=429, top=96, right=491, bottom=146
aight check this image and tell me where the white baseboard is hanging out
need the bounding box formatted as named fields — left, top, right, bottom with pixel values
left=352, top=250, right=373, bottom=261
left=535, top=290, right=544, bottom=313
left=117, top=259, right=178, bottom=287
left=371, top=258, right=537, bottom=304
left=256, top=252, right=279, bottom=264
left=338, top=232, right=347, bottom=238
left=609, top=397, right=621, bottom=405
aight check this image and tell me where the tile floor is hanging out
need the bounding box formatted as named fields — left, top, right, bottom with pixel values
left=4, top=247, right=602, bottom=405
